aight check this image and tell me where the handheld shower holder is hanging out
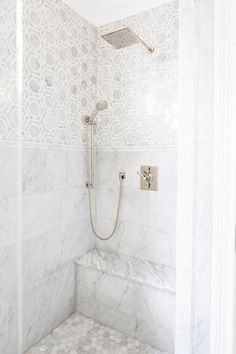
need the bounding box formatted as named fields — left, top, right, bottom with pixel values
left=119, top=172, right=126, bottom=180
left=84, top=101, right=109, bottom=125
left=84, top=116, right=96, bottom=125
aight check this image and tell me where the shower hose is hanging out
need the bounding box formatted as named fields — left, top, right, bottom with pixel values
left=87, top=178, right=123, bottom=241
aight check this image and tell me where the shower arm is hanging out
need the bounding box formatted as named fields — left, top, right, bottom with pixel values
left=133, top=32, right=155, bottom=53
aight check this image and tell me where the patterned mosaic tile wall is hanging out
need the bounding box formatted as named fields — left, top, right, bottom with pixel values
left=97, top=1, right=178, bottom=150
left=23, top=0, right=97, bottom=146
left=0, top=0, right=17, bottom=141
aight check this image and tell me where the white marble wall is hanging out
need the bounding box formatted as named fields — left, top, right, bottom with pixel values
left=95, top=1, right=178, bottom=270
left=22, top=147, right=95, bottom=350
left=0, top=0, right=19, bottom=353
left=0, top=147, right=18, bottom=354
left=21, top=0, right=97, bottom=350
left=77, top=4, right=178, bottom=352
left=0, top=1, right=181, bottom=353
left=95, top=150, right=177, bottom=268
left=76, top=226, right=176, bottom=352
left=76, top=260, right=175, bottom=353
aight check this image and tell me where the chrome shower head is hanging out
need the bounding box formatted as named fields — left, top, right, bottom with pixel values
left=101, top=27, right=155, bottom=53
left=96, top=100, right=108, bottom=111
left=84, top=101, right=109, bottom=125
left=91, top=100, right=108, bottom=120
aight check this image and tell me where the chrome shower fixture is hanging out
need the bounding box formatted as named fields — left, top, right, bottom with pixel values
left=85, top=99, right=124, bottom=241
left=91, top=100, right=108, bottom=118
left=101, top=26, right=155, bottom=53
left=84, top=100, right=109, bottom=125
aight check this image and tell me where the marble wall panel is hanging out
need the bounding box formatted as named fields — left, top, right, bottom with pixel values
left=22, top=147, right=95, bottom=349
left=76, top=265, right=175, bottom=353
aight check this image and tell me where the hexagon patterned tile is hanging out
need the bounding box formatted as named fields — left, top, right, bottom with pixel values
left=23, top=0, right=97, bottom=146
left=26, top=314, right=169, bottom=354
left=97, top=1, right=178, bottom=150
left=1, top=0, right=177, bottom=150
left=0, top=0, right=17, bottom=141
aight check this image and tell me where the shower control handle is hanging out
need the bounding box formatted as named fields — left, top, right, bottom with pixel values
left=136, top=171, right=152, bottom=183
left=137, top=166, right=158, bottom=191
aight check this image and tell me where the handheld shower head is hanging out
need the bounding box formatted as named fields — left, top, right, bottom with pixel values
left=91, top=100, right=109, bottom=119
left=96, top=100, right=108, bottom=111
left=84, top=100, right=109, bottom=125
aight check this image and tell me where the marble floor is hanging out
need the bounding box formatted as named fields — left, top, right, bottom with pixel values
left=26, top=314, right=168, bottom=354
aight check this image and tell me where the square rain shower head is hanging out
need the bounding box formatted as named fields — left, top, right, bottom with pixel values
left=101, top=27, right=155, bottom=53
left=101, top=27, right=140, bottom=49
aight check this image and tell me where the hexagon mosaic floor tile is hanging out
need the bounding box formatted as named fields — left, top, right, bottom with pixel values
left=26, top=314, right=168, bottom=354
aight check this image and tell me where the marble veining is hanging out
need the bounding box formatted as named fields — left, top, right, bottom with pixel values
left=76, top=249, right=175, bottom=292
left=26, top=313, right=168, bottom=354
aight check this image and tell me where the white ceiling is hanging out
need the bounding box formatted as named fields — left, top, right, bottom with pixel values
left=63, top=0, right=170, bottom=26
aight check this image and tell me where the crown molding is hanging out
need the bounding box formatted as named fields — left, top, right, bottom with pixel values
left=62, top=0, right=173, bottom=27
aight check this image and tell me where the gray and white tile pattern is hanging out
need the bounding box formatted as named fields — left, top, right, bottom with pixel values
left=96, top=1, right=178, bottom=150
left=26, top=314, right=168, bottom=354
left=0, top=0, right=17, bottom=142
left=23, top=0, right=97, bottom=146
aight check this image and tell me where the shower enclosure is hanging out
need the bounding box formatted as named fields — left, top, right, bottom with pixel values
left=0, top=0, right=215, bottom=353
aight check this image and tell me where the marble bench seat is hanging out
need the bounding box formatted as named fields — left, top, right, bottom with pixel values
left=75, top=249, right=175, bottom=354
left=75, top=249, right=175, bottom=293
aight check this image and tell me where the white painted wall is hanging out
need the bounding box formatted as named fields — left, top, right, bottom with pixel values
left=62, top=0, right=172, bottom=26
